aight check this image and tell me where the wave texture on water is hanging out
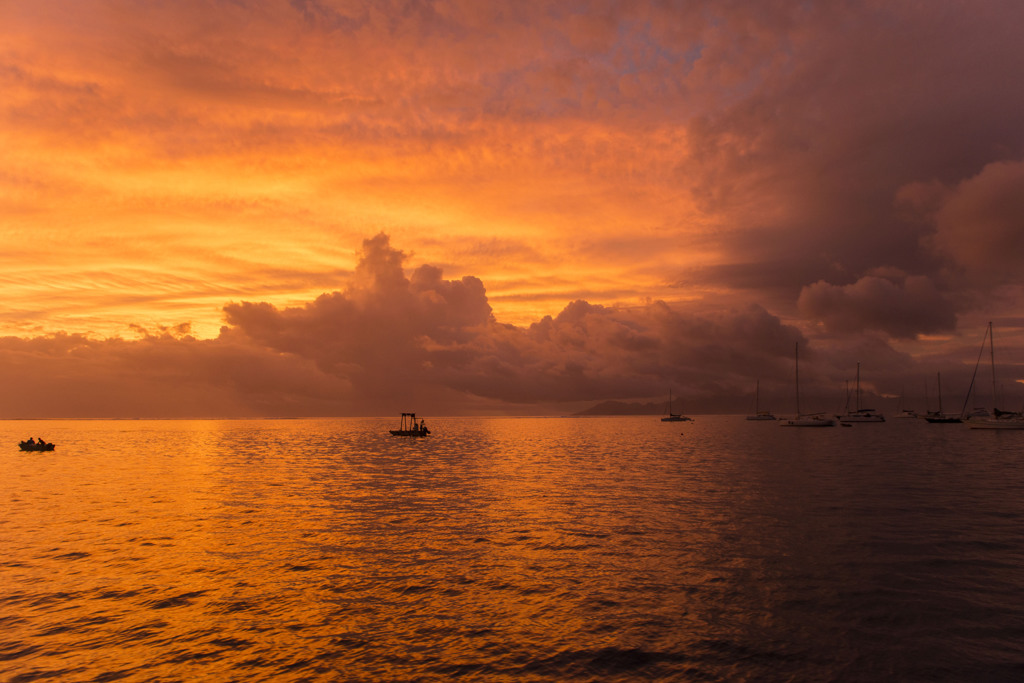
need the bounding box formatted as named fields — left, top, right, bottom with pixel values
left=2, top=416, right=1024, bottom=682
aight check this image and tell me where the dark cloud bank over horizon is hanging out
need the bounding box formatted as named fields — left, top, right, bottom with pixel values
left=3, top=233, right=1022, bottom=419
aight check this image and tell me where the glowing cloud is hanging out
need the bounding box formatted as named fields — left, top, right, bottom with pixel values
left=3, top=1, right=1024, bottom=416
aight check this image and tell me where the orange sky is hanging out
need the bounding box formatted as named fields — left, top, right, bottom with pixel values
left=2, top=1, right=719, bottom=338
left=3, top=1, right=1024, bottom=416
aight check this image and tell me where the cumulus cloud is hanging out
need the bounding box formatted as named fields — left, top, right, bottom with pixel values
left=224, top=234, right=817, bottom=407
left=929, top=159, right=1024, bottom=284
left=797, top=274, right=956, bottom=339
left=0, top=233, right=828, bottom=417
left=223, top=233, right=493, bottom=395
left=6, top=233, right=1015, bottom=418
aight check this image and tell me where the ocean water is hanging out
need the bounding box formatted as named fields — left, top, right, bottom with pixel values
left=2, top=416, right=1023, bottom=682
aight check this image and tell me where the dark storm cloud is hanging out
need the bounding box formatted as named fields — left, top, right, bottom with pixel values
left=681, top=1, right=1024, bottom=333
left=798, top=274, right=957, bottom=339
left=930, top=160, right=1024, bottom=285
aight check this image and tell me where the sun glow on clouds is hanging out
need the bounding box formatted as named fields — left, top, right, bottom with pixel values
left=4, top=1, right=1024, bottom=414
left=3, top=0, right=726, bottom=339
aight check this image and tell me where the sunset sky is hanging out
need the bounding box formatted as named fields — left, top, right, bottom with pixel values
left=3, top=0, right=1024, bottom=417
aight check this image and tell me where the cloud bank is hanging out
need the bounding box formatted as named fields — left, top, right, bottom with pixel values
left=4, top=233, right=1021, bottom=418
left=0, top=234, right=838, bottom=417
left=221, top=234, right=813, bottom=410
left=798, top=274, right=956, bottom=340
left=3, top=2, right=1024, bottom=416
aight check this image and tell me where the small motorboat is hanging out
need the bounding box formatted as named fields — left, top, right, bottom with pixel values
left=19, top=440, right=56, bottom=451
left=390, top=413, right=430, bottom=437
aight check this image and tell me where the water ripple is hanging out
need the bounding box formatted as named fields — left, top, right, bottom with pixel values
left=2, top=416, right=1024, bottom=681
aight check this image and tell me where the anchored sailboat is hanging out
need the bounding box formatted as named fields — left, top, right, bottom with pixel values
left=746, top=379, right=777, bottom=420
left=661, top=389, right=692, bottom=422
left=780, top=342, right=836, bottom=427
left=836, top=362, right=885, bottom=423
left=968, top=322, right=1024, bottom=429
left=924, top=372, right=962, bottom=423
left=894, top=385, right=919, bottom=419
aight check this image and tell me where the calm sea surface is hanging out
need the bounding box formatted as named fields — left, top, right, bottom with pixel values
left=2, top=416, right=1023, bottom=682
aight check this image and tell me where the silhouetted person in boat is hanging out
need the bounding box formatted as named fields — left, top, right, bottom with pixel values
left=26, top=437, right=35, bottom=445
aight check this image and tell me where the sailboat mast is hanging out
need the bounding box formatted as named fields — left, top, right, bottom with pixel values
left=795, top=342, right=801, bottom=417
left=856, top=362, right=861, bottom=412
left=989, top=321, right=997, bottom=411
left=937, top=372, right=943, bottom=414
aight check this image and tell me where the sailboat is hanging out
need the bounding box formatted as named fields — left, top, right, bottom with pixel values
left=780, top=342, right=836, bottom=427
left=836, top=362, right=885, bottom=423
left=894, top=385, right=919, bottom=419
left=968, top=322, right=1024, bottom=429
left=661, top=389, right=692, bottom=422
left=923, top=372, right=962, bottom=423
left=746, top=379, right=777, bottom=420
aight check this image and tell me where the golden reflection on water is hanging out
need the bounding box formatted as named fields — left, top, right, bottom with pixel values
left=3, top=416, right=1024, bottom=681
left=1, top=417, right=704, bottom=680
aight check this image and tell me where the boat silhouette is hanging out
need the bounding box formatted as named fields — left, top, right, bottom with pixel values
left=660, top=389, right=692, bottom=422
left=19, top=439, right=55, bottom=451
left=836, top=362, right=884, bottom=423
left=924, top=372, right=961, bottom=423
left=746, top=379, right=777, bottom=420
left=390, top=413, right=430, bottom=436
left=967, top=322, right=1024, bottom=429
left=780, top=342, right=835, bottom=427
